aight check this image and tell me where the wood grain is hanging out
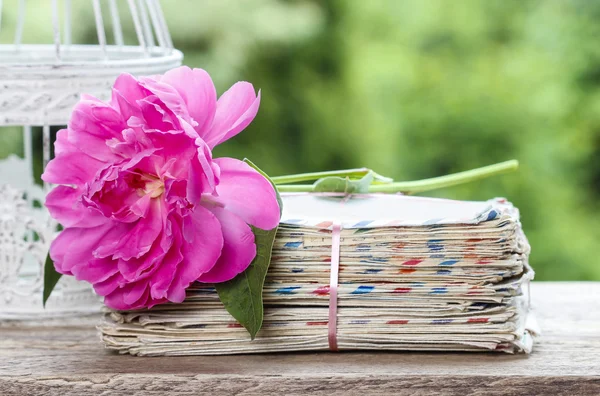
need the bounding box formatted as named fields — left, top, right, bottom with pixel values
left=1, top=282, right=599, bottom=395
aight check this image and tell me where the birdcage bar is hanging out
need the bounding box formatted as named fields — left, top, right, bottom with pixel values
left=137, top=0, right=156, bottom=49
left=152, top=0, right=173, bottom=50
left=52, top=0, right=61, bottom=60
left=128, top=0, right=149, bottom=56
left=63, top=0, right=72, bottom=46
left=147, top=0, right=167, bottom=49
left=42, top=125, right=51, bottom=170
left=0, top=0, right=4, bottom=34
left=108, top=0, right=124, bottom=47
left=14, top=0, right=26, bottom=47
left=92, top=0, right=108, bottom=59
left=22, top=126, right=33, bottom=180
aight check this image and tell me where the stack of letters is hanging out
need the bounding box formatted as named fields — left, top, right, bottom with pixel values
left=100, top=194, right=537, bottom=356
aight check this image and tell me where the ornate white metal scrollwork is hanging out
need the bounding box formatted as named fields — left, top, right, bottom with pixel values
left=0, top=179, right=100, bottom=319
left=0, top=0, right=182, bottom=319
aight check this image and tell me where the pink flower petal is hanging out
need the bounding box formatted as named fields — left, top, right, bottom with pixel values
left=68, top=97, right=126, bottom=163
left=45, top=185, right=107, bottom=228
left=109, top=198, right=166, bottom=261
left=203, top=82, right=260, bottom=148
left=167, top=206, right=224, bottom=302
left=104, top=282, right=151, bottom=310
left=212, top=157, right=280, bottom=230
left=160, top=66, right=217, bottom=137
left=149, top=221, right=184, bottom=300
left=122, top=282, right=149, bottom=306
left=84, top=158, right=160, bottom=223
left=111, top=73, right=149, bottom=120
left=93, top=273, right=123, bottom=297
left=71, top=257, right=118, bottom=284
left=49, top=223, right=115, bottom=274
left=138, top=76, right=196, bottom=130
left=42, top=149, right=107, bottom=186
left=187, top=138, right=219, bottom=204
left=116, top=224, right=172, bottom=283
left=139, top=98, right=177, bottom=132
left=53, top=128, right=74, bottom=156
left=103, top=292, right=128, bottom=310
left=197, top=207, right=256, bottom=283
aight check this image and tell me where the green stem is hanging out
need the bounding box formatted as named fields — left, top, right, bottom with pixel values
left=276, top=184, right=315, bottom=192
left=271, top=168, right=371, bottom=184
left=370, top=160, right=518, bottom=193
left=275, top=160, right=519, bottom=194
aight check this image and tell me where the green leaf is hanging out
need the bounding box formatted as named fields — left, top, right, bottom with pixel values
left=215, top=225, right=278, bottom=339
left=312, top=171, right=374, bottom=194
left=43, top=252, right=62, bottom=307
left=215, top=158, right=282, bottom=339
left=370, top=171, right=394, bottom=184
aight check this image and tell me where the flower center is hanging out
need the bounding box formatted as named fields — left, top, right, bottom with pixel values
left=144, top=178, right=165, bottom=198
left=131, top=173, right=165, bottom=198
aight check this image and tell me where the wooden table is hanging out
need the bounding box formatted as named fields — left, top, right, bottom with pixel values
left=1, top=282, right=599, bottom=395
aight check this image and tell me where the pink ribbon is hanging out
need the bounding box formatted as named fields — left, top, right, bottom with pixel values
left=328, top=222, right=342, bottom=351
left=280, top=192, right=405, bottom=351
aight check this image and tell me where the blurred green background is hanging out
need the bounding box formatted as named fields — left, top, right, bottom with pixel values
left=1, top=0, right=599, bottom=280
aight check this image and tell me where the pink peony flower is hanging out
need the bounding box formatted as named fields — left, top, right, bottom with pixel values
left=42, top=66, right=280, bottom=310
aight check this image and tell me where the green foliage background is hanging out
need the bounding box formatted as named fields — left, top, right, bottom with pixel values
left=1, top=0, right=599, bottom=280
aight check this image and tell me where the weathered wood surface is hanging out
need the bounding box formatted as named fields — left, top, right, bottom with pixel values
left=1, top=282, right=599, bottom=395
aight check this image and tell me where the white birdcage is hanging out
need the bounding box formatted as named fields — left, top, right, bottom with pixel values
left=0, top=0, right=183, bottom=319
